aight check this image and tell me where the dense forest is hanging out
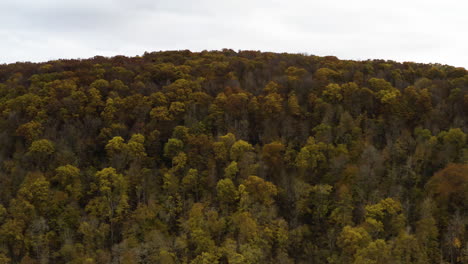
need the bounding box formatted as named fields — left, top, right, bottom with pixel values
left=0, top=50, right=466, bottom=264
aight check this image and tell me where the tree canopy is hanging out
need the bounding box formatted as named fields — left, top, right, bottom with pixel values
left=0, top=50, right=466, bottom=263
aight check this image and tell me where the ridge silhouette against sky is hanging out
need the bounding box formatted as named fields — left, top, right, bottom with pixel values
left=0, top=0, right=466, bottom=68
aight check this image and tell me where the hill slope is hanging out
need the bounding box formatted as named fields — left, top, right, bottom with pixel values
left=0, top=50, right=466, bottom=263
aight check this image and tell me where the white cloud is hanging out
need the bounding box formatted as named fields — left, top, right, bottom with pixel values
left=0, top=0, right=466, bottom=68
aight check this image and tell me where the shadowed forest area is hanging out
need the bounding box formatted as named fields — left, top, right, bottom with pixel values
left=0, top=50, right=466, bottom=263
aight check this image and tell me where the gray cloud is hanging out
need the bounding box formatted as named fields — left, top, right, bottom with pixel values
left=0, top=0, right=466, bottom=68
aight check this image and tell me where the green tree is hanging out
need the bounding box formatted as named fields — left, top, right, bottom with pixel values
left=127, top=133, right=147, bottom=162
left=28, top=139, right=55, bottom=169
left=224, top=161, right=239, bottom=179
left=164, top=138, right=184, bottom=159
left=16, top=121, right=43, bottom=143
left=287, top=92, right=301, bottom=117
left=17, top=172, right=50, bottom=213
left=323, top=83, right=343, bottom=103
left=86, top=168, right=129, bottom=244
left=364, top=198, right=405, bottom=238
left=216, top=178, right=238, bottom=205
left=54, top=165, right=82, bottom=200
left=295, top=137, right=327, bottom=172
left=105, top=136, right=128, bottom=169
left=337, top=226, right=371, bottom=262
left=353, top=239, right=392, bottom=264
left=230, top=140, right=254, bottom=161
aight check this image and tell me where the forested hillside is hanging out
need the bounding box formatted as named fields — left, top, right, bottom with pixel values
left=0, top=50, right=466, bottom=263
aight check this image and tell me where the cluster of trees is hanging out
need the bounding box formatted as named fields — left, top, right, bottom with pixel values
left=0, top=49, right=466, bottom=263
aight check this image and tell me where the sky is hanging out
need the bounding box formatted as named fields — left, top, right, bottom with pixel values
left=0, top=0, right=467, bottom=68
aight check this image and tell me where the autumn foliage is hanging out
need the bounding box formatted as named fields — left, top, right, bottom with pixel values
left=0, top=50, right=466, bottom=263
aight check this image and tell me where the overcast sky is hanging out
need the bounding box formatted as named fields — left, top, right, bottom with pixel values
left=0, top=0, right=466, bottom=68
